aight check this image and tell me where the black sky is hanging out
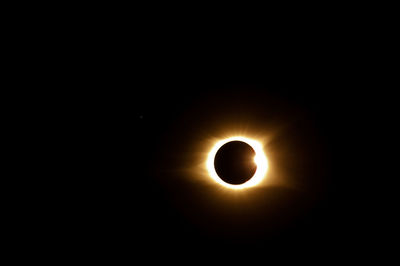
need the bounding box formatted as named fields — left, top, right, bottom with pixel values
left=65, top=30, right=389, bottom=259
left=15, top=5, right=395, bottom=263
left=85, top=75, right=379, bottom=259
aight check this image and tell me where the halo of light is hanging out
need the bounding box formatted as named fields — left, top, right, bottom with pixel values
left=206, top=136, right=268, bottom=190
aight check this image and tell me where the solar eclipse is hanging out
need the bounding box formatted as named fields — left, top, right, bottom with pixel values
left=206, top=136, right=268, bottom=190
left=143, top=86, right=332, bottom=247
left=96, top=68, right=351, bottom=255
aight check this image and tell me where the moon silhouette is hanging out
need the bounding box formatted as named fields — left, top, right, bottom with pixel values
left=206, top=136, right=269, bottom=189
left=214, top=141, right=257, bottom=185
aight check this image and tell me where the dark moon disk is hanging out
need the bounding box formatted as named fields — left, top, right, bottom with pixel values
left=214, top=141, right=257, bottom=185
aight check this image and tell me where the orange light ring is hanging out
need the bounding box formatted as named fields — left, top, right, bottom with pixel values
left=206, top=136, right=268, bottom=190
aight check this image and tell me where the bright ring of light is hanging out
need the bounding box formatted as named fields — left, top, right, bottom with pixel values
left=206, top=136, right=268, bottom=190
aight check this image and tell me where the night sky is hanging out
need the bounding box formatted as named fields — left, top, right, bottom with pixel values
left=61, top=34, right=390, bottom=261
left=17, top=6, right=394, bottom=263
left=80, top=75, right=379, bottom=260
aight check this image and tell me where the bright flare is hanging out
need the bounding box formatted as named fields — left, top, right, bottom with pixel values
left=206, top=136, right=268, bottom=190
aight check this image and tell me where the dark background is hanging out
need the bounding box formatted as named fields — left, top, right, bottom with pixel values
left=12, top=5, right=395, bottom=262
left=60, top=25, right=389, bottom=259
left=79, top=71, right=380, bottom=260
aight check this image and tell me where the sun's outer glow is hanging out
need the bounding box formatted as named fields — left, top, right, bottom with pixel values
left=206, top=136, right=268, bottom=190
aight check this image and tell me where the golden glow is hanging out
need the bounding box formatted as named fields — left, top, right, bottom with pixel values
left=206, top=136, right=268, bottom=190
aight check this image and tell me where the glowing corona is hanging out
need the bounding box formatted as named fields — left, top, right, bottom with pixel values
left=206, top=136, right=268, bottom=190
